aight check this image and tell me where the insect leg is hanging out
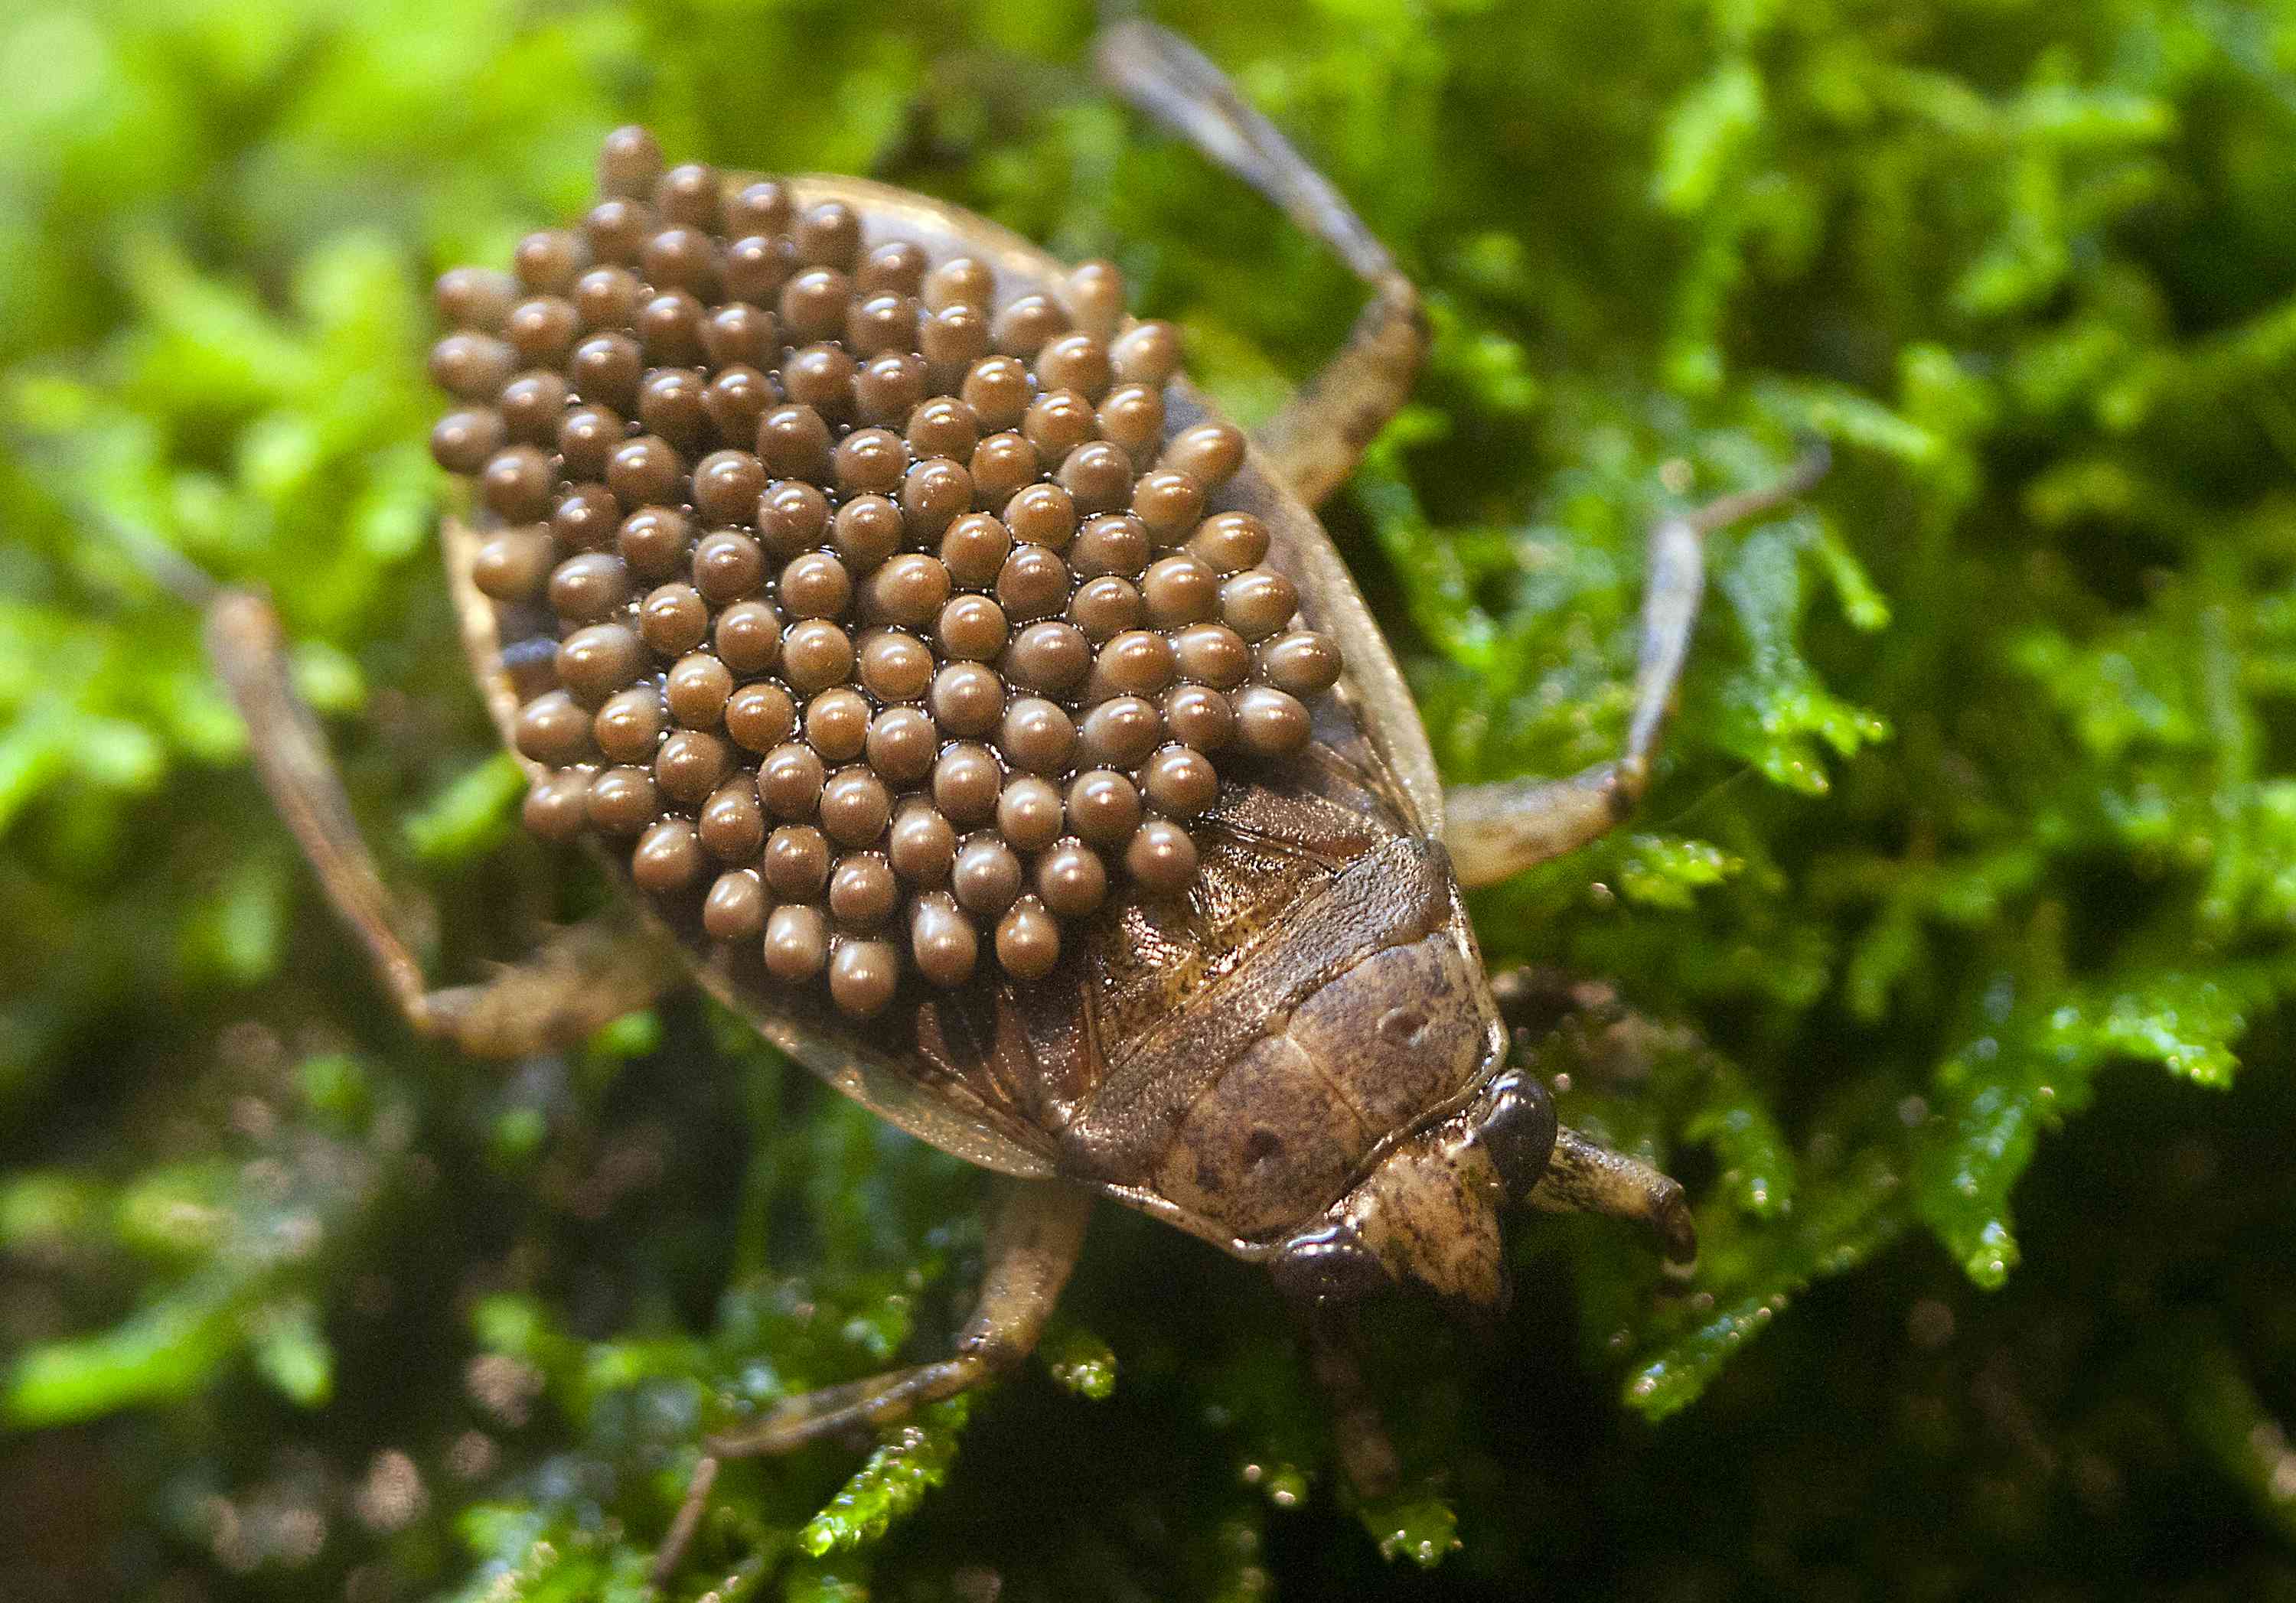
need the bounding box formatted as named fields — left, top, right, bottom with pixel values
left=1094, top=16, right=1427, bottom=508
left=205, top=588, right=679, bottom=1054
left=654, top=1180, right=1092, bottom=1582
left=1302, top=1305, right=1401, bottom=1500
left=1443, top=443, right=1831, bottom=887
left=1526, top=1124, right=1697, bottom=1267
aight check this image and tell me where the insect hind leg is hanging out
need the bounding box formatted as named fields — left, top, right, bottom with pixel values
left=1527, top=1125, right=1698, bottom=1269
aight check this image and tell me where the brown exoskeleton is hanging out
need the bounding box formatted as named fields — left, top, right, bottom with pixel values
left=197, top=18, right=1825, bottom=1579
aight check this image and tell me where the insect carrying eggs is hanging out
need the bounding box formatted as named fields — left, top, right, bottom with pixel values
left=433, top=126, right=1348, bottom=1017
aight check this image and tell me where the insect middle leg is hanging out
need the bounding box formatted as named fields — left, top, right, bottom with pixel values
left=654, top=1178, right=1093, bottom=1582
left=1095, top=16, right=1427, bottom=509
left=206, top=588, right=680, bottom=1056
left=1443, top=446, right=1831, bottom=888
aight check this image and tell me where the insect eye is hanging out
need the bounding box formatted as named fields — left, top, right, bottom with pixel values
left=1475, top=1069, right=1557, bottom=1201
left=1269, top=1223, right=1389, bottom=1305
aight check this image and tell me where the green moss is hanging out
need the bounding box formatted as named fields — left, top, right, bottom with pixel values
left=5, top=0, right=2296, bottom=1597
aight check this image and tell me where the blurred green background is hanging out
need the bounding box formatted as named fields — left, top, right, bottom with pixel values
left=6, top=0, right=2296, bottom=1597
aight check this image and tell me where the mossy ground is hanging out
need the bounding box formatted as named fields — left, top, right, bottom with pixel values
left=5, top=2, right=2296, bottom=1598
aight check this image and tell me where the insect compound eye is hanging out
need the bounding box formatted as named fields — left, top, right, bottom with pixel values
left=1269, top=1222, right=1390, bottom=1307
left=1474, top=1068, right=1557, bottom=1202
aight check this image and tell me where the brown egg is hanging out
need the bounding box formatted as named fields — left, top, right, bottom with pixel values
left=515, top=689, right=593, bottom=766
left=1143, top=745, right=1219, bottom=817
left=693, top=450, right=768, bottom=527
left=514, top=230, right=588, bottom=295
left=431, top=409, right=505, bottom=474
left=481, top=446, right=554, bottom=522
left=1234, top=685, right=1312, bottom=758
left=781, top=621, right=854, bottom=694
left=1064, top=576, right=1139, bottom=643
left=1188, top=511, right=1272, bottom=575
left=1036, top=334, right=1113, bottom=399
left=848, top=292, right=918, bottom=357
left=1221, top=569, right=1301, bottom=642
left=821, top=768, right=894, bottom=849
left=794, top=201, right=863, bottom=269
left=700, top=778, right=767, bottom=864
left=587, top=765, right=661, bottom=835
left=970, top=432, right=1042, bottom=507
left=925, top=256, right=996, bottom=312
left=1061, top=444, right=1137, bottom=516
left=656, top=729, right=732, bottom=806
left=640, top=584, right=710, bottom=657
left=1022, top=390, right=1097, bottom=461
left=1259, top=630, right=1344, bottom=696
left=833, top=496, right=907, bottom=574
left=550, top=484, right=622, bottom=553
left=859, top=239, right=929, bottom=297
left=1071, top=512, right=1150, bottom=578
left=1163, top=421, right=1246, bottom=487
left=953, top=836, right=1024, bottom=914
left=715, top=599, right=782, bottom=675
left=1035, top=841, right=1108, bottom=917
left=569, top=332, right=644, bottom=412
left=921, top=305, right=992, bottom=387
left=866, top=706, right=939, bottom=785
left=557, top=624, right=647, bottom=705
left=435, top=266, right=517, bottom=332
left=758, top=743, right=828, bottom=820
left=1131, top=471, right=1205, bottom=542
left=780, top=551, right=854, bottom=620
left=1125, top=818, right=1199, bottom=895
left=1064, top=259, right=1127, bottom=339
left=806, top=688, right=872, bottom=764
left=550, top=552, right=632, bottom=624
left=930, top=662, right=1006, bottom=737
left=617, top=507, right=693, bottom=581
left=726, top=681, right=798, bottom=753
left=598, top=126, right=663, bottom=197
left=858, top=630, right=934, bottom=702
left=1005, top=621, right=1091, bottom=695
left=1066, top=770, right=1143, bottom=846
left=856, top=353, right=928, bottom=426
left=558, top=404, right=625, bottom=481
left=582, top=204, right=652, bottom=272
left=505, top=296, right=577, bottom=366
left=607, top=435, right=683, bottom=510
left=632, top=819, right=703, bottom=894
left=992, top=294, right=1068, bottom=359
left=863, top=553, right=953, bottom=631
left=763, top=825, right=832, bottom=900
left=900, top=457, right=973, bottom=535
left=998, top=698, right=1076, bottom=775
left=996, top=487, right=1071, bottom=556
left=523, top=768, right=592, bottom=843
left=909, top=894, right=979, bottom=988
left=704, top=365, right=777, bottom=446
left=724, top=233, right=795, bottom=306
left=726, top=179, right=792, bottom=237
left=1111, top=321, right=1182, bottom=386
left=829, top=938, right=899, bottom=1015
left=693, top=531, right=765, bottom=605
left=937, top=595, right=1009, bottom=661
left=572, top=263, right=644, bottom=327
left=637, top=287, right=709, bottom=363
left=933, top=743, right=1004, bottom=826
left=498, top=370, right=569, bottom=441
left=1096, top=384, right=1165, bottom=459
left=1081, top=696, right=1162, bottom=768
left=940, top=513, right=1013, bottom=588
left=652, top=161, right=721, bottom=228
left=638, top=367, right=707, bottom=452
left=760, top=481, right=832, bottom=557
left=756, top=404, right=833, bottom=480
left=996, top=777, right=1066, bottom=852
left=703, top=870, right=767, bottom=942
left=1173, top=623, right=1251, bottom=689
left=666, top=653, right=734, bottom=729
left=703, top=301, right=778, bottom=369
left=829, top=853, right=899, bottom=928
left=471, top=526, right=553, bottom=601
left=1163, top=683, right=1237, bottom=751
left=764, top=903, right=830, bottom=981
left=779, top=268, right=851, bottom=342
left=994, top=896, right=1062, bottom=980
left=641, top=229, right=722, bottom=301
left=908, top=396, right=980, bottom=461
left=889, top=803, right=957, bottom=885
left=1094, top=630, right=1176, bottom=697
left=1142, top=554, right=1218, bottom=628
left=962, top=357, right=1032, bottom=432
left=784, top=342, right=856, bottom=419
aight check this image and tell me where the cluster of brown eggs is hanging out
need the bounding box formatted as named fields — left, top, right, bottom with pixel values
left=428, top=125, right=1344, bottom=1015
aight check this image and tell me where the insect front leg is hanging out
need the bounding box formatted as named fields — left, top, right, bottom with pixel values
left=205, top=588, right=680, bottom=1055
left=1095, top=15, right=1427, bottom=508
left=655, top=1178, right=1093, bottom=1584
left=1444, top=445, right=1831, bottom=887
